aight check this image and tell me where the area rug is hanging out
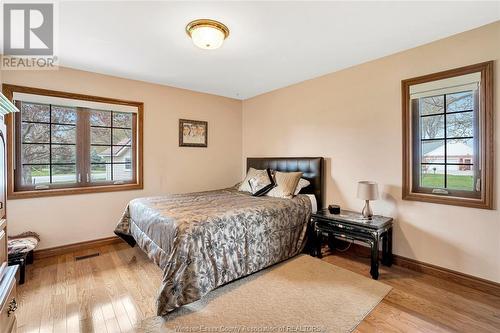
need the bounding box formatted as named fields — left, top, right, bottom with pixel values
left=139, top=255, right=391, bottom=333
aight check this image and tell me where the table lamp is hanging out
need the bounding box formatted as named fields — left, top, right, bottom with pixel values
left=357, top=181, right=379, bottom=219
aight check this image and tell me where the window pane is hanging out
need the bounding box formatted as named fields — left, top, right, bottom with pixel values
left=52, top=145, right=76, bottom=163
left=91, top=127, right=111, bottom=145
left=22, top=165, right=50, bottom=186
left=420, top=164, right=445, bottom=188
left=90, top=145, right=110, bottom=163
left=446, top=138, right=474, bottom=164
left=21, top=144, right=50, bottom=164
left=421, top=140, right=445, bottom=164
left=91, top=164, right=110, bottom=182
left=113, top=163, right=133, bottom=182
left=52, top=106, right=77, bottom=124
left=21, top=103, right=50, bottom=122
left=112, top=128, right=132, bottom=145
left=113, top=112, right=132, bottom=128
left=446, top=111, right=473, bottom=138
left=52, top=124, right=76, bottom=144
left=447, top=165, right=474, bottom=191
left=52, top=165, right=77, bottom=184
left=22, top=123, right=50, bottom=143
left=420, top=114, right=444, bottom=139
left=419, top=96, right=444, bottom=116
left=90, top=110, right=111, bottom=127
left=447, top=91, right=474, bottom=112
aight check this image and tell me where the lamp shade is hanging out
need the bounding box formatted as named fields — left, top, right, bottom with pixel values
left=190, top=25, right=225, bottom=50
left=357, top=181, right=379, bottom=200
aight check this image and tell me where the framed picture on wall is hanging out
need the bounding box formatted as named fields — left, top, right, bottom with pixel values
left=179, top=119, right=208, bottom=147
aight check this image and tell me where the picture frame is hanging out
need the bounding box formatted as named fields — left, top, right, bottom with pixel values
left=179, top=119, right=208, bottom=147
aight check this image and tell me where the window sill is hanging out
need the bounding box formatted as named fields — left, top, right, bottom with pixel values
left=402, top=191, right=492, bottom=209
left=8, top=182, right=143, bottom=199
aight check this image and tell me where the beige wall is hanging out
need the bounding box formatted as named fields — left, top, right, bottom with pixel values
left=242, top=22, right=500, bottom=283
left=2, top=67, right=243, bottom=249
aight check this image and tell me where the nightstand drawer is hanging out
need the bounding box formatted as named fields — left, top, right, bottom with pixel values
left=314, top=218, right=371, bottom=236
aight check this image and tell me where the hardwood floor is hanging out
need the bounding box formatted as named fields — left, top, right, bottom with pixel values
left=15, top=242, right=500, bottom=333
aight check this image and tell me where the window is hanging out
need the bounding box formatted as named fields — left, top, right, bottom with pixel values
left=413, top=90, right=478, bottom=196
left=2, top=85, right=143, bottom=198
left=402, top=62, right=494, bottom=209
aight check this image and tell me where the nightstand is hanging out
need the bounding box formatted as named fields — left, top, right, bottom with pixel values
left=311, top=209, right=393, bottom=279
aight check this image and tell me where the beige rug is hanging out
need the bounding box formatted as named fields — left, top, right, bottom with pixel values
left=139, top=255, right=391, bottom=333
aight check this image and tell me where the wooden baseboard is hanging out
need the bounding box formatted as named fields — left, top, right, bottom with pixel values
left=392, top=254, right=500, bottom=297
left=331, top=239, right=500, bottom=297
left=34, top=236, right=122, bottom=259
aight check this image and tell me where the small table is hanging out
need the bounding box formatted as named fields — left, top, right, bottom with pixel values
left=311, top=209, right=393, bottom=279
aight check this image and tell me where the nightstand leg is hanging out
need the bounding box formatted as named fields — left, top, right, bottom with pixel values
left=382, top=231, right=392, bottom=267
left=387, top=227, right=393, bottom=266
left=370, top=238, right=379, bottom=280
left=382, top=233, right=388, bottom=265
left=327, top=234, right=336, bottom=252
left=307, top=219, right=316, bottom=255
left=315, top=229, right=323, bottom=259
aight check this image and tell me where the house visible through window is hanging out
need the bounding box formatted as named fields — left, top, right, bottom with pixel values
left=3, top=85, right=143, bottom=198
left=124, top=157, right=132, bottom=171
left=402, top=62, right=493, bottom=209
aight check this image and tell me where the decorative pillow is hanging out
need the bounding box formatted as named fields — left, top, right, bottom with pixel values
left=266, top=171, right=303, bottom=199
left=294, top=178, right=311, bottom=195
left=238, top=168, right=262, bottom=192
left=248, top=168, right=276, bottom=196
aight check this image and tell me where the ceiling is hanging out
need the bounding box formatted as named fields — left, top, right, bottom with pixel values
left=19, top=2, right=500, bottom=99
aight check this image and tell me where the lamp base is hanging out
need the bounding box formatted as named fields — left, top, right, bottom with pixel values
left=361, top=200, right=373, bottom=220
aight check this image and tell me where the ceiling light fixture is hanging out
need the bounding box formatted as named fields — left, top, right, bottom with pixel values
left=186, top=19, right=229, bottom=50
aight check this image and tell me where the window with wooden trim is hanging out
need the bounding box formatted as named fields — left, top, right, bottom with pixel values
left=402, top=62, right=494, bottom=209
left=2, top=85, right=143, bottom=199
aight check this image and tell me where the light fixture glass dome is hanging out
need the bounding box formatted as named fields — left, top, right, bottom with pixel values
left=186, top=19, right=229, bottom=50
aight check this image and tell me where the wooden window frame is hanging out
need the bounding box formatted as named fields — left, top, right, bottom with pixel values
left=402, top=61, right=494, bottom=209
left=2, top=84, right=144, bottom=199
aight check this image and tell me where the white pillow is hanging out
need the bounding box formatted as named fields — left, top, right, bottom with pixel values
left=294, top=178, right=311, bottom=195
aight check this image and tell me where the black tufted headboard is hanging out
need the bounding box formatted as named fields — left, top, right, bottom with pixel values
left=246, top=157, right=325, bottom=209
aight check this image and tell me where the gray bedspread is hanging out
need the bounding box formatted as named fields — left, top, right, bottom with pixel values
left=114, top=188, right=312, bottom=315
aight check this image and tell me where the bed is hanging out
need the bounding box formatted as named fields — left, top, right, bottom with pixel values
left=114, top=157, right=324, bottom=315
